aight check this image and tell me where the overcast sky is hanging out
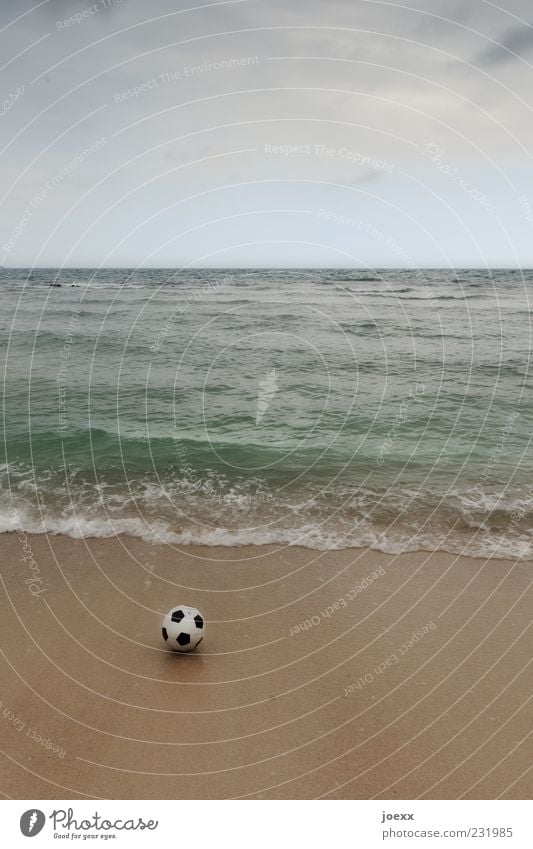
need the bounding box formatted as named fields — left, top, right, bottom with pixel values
left=1, top=0, right=533, bottom=267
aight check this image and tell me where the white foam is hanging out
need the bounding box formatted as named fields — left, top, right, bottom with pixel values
left=1, top=505, right=531, bottom=559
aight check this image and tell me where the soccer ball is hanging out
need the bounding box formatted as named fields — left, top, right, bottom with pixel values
left=162, top=605, right=205, bottom=652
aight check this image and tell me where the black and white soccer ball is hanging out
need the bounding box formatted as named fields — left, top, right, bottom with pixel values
left=162, top=605, right=205, bottom=652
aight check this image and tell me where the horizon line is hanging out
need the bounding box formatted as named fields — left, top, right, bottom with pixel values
left=2, top=266, right=533, bottom=271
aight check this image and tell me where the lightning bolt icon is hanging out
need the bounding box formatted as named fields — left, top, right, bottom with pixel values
left=28, top=811, right=38, bottom=833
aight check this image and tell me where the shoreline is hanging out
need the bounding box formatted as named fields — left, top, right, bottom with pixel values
left=3, top=521, right=531, bottom=562
left=0, top=532, right=531, bottom=799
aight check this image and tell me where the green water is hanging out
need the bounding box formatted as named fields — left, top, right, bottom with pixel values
left=1, top=267, right=532, bottom=557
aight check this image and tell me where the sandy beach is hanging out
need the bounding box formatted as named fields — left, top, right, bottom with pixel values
left=0, top=532, right=530, bottom=800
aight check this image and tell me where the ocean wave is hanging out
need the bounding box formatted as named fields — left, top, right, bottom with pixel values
left=2, top=470, right=532, bottom=560
left=2, top=267, right=532, bottom=561
left=336, top=277, right=383, bottom=283
left=1, top=503, right=530, bottom=559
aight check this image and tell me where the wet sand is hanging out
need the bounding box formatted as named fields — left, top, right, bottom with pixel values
left=0, top=532, right=531, bottom=799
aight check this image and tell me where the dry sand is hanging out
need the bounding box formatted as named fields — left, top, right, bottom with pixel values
left=0, top=532, right=531, bottom=799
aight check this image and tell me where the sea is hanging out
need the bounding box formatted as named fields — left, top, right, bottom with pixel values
left=1, top=267, right=532, bottom=558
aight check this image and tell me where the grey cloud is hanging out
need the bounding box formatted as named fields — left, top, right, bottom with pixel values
left=0, top=0, right=90, bottom=22
left=349, top=170, right=387, bottom=187
left=474, top=23, right=533, bottom=66
left=2, top=0, right=533, bottom=267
